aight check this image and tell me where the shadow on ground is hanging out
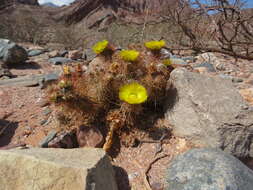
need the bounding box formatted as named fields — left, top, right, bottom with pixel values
left=113, top=165, right=131, bottom=190
left=7, top=61, right=41, bottom=70
left=0, top=119, right=18, bottom=147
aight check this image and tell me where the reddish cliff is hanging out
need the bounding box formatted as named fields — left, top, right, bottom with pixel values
left=58, top=0, right=178, bottom=24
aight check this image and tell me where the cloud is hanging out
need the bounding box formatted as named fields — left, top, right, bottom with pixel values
left=38, top=0, right=75, bottom=6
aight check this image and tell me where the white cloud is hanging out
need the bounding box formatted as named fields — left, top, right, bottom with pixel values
left=38, top=0, right=75, bottom=6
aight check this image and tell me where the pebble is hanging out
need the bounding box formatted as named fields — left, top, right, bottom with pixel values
left=232, top=77, right=243, bottom=83
left=194, top=62, right=216, bottom=72
left=42, top=107, right=52, bottom=116
left=39, top=130, right=57, bottom=148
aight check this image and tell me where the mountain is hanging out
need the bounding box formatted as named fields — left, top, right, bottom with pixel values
left=42, top=2, right=59, bottom=8
left=0, top=0, right=38, bottom=11
left=57, top=0, right=179, bottom=25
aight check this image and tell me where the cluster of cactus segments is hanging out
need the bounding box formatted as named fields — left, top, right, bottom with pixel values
left=49, top=39, right=174, bottom=152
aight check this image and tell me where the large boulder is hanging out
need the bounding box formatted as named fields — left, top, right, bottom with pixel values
left=0, top=148, right=118, bottom=190
left=165, top=68, right=253, bottom=158
left=165, top=148, right=253, bottom=190
left=0, top=39, right=28, bottom=64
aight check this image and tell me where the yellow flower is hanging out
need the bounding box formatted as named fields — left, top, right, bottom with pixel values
left=58, top=80, right=72, bottom=89
left=120, top=50, right=139, bottom=62
left=63, top=65, right=71, bottom=75
left=119, top=82, right=148, bottom=104
left=163, top=59, right=172, bottom=66
left=92, top=40, right=109, bottom=54
left=144, top=40, right=166, bottom=50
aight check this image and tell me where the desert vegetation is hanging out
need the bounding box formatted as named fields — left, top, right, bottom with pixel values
left=48, top=40, right=173, bottom=153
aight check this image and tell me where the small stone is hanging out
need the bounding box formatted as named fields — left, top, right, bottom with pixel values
left=76, top=125, right=104, bottom=148
left=170, top=58, right=188, bottom=65
left=219, top=74, right=233, bottom=80
left=39, top=130, right=57, bottom=148
left=194, top=62, right=216, bottom=72
left=232, top=77, right=243, bottom=83
left=28, top=49, right=44, bottom=57
left=42, top=107, right=52, bottom=116
left=48, top=50, right=60, bottom=58
left=59, top=50, right=68, bottom=57
left=68, top=50, right=83, bottom=60
left=40, top=119, right=48, bottom=125
left=48, top=131, right=78, bottom=148
left=181, top=56, right=195, bottom=63
left=48, top=57, right=73, bottom=65
left=193, top=67, right=209, bottom=74
left=215, top=63, right=226, bottom=71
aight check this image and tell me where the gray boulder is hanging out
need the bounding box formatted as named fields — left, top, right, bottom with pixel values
left=0, top=39, right=28, bottom=64
left=165, top=148, right=253, bottom=190
left=165, top=68, right=253, bottom=158
left=48, top=57, right=72, bottom=65
left=28, top=49, right=45, bottom=57
left=0, top=148, right=118, bottom=190
left=194, top=62, right=216, bottom=72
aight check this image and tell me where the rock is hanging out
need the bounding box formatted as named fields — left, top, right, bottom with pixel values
left=39, top=130, right=57, bottom=148
left=0, top=39, right=28, bottom=64
left=170, top=58, right=188, bottom=65
left=165, top=148, right=253, bottom=190
left=48, top=57, right=73, bottom=65
left=0, top=148, right=118, bottom=190
left=0, top=72, right=59, bottom=87
left=193, top=67, right=209, bottom=74
left=83, top=48, right=96, bottom=61
left=0, top=61, right=12, bottom=78
left=59, top=50, right=68, bottom=57
left=77, top=125, right=104, bottom=148
left=232, top=77, right=243, bottom=83
left=239, top=88, right=253, bottom=106
left=48, top=131, right=78, bottom=148
left=28, top=49, right=45, bottom=57
left=160, top=48, right=172, bottom=59
left=165, top=68, right=253, bottom=158
left=42, top=107, right=52, bottom=116
left=181, top=56, right=195, bottom=63
left=219, top=74, right=233, bottom=80
left=194, top=62, right=216, bottom=72
left=48, top=50, right=60, bottom=58
left=68, top=50, right=83, bottom=60
left=196, top=52, right=218, bottom=64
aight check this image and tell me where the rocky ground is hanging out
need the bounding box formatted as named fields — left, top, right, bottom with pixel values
left=0, top=40, right=253, bottom=190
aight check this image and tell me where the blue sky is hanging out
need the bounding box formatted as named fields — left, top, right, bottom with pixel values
left=38, top=0, right=75, bottom=6
left=38, top=0, right=253, bottom=7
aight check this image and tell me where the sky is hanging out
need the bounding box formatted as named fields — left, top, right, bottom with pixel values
left=38, top=0, right=75, bottom=6
left=38, top=0, right=253, bottom=7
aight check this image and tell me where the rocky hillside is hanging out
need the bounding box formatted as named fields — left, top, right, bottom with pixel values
left=0, top=0, right=38, bottom=10
left=57, top=0, right=179, bottom=24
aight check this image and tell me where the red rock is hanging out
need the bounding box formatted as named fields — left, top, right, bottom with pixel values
left=76, top=125, right=104, bottom=148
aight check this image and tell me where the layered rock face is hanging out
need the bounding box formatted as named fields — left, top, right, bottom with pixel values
left=61, top=0, right=178, bottom=24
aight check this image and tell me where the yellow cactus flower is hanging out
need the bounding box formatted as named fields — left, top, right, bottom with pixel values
left=63, top=65, right=71, bottom=75
left=58, top=80, right=71, bottom=89
left=119, top=82, right=148, bottom=104
left=120, top=50, right=140, bottom=62
left=144, top=40, right=166, bottom=50
left=163, top=59, right=172, bottom=66
left=92, top=40, right=109, bottom=54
